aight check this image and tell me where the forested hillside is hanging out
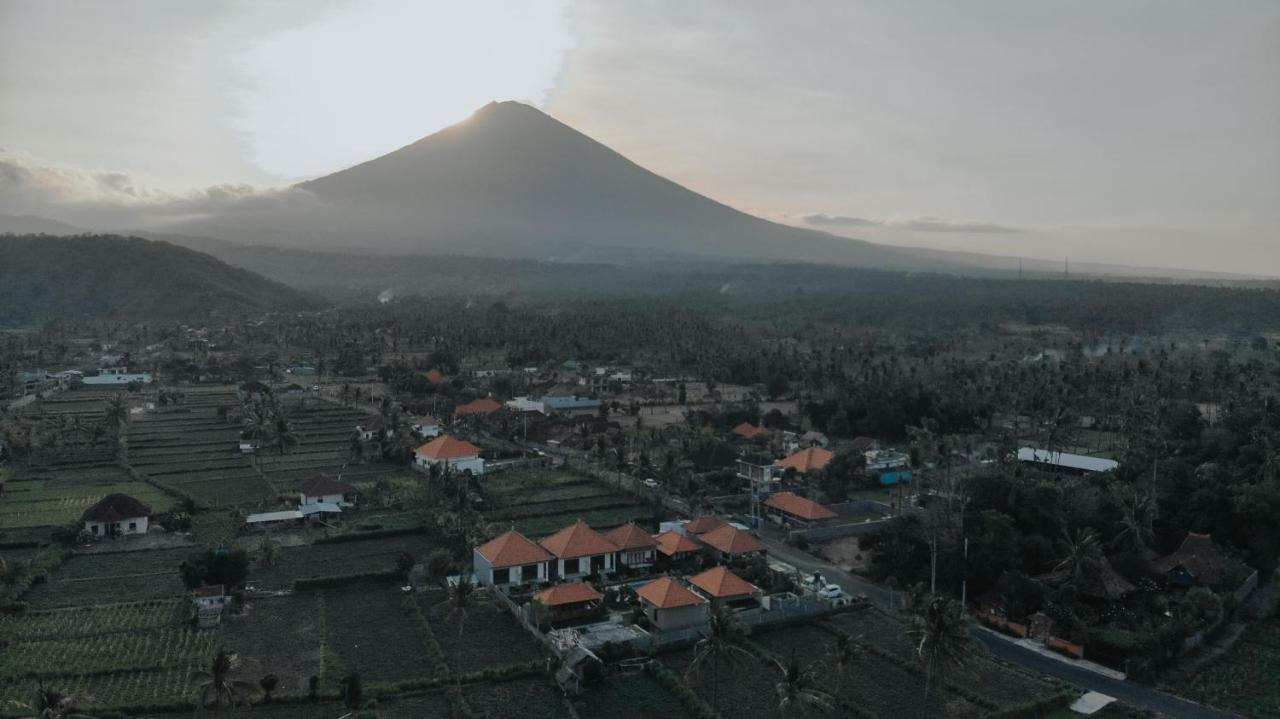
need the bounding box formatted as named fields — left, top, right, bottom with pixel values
left=0, top=234, right=315, bottom=326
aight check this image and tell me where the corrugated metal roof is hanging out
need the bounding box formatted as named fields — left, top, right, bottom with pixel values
left=299, top=502, right=342, bottom=515
left=1017, top=447, right=1119, bottom=473
left=246, top=510, right=303, bottom=523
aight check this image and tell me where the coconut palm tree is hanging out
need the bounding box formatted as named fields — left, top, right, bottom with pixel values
left=824, top=632, right=861, bottom=695
left=191, top=649, right=254, bottom=709
left=908, top=595, right=972, bottom=703
left=435, top=575, right=478, bottom=685
left=7, top=682, right=94, bottom=719
left=773, top=656, right=835, bottom=717
left=1111, top=488, right=1155, bottom=552
left=1054, top=527, right=1103, bottom=591
left=685, top=605, right=751, bottom=714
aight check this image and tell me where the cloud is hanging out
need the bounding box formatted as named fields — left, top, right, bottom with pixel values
left=0, top=150, right=317, bottom=228
left=802, top=212, right=1025, bottom=234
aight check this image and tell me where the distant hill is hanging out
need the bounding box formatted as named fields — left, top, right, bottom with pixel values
left=0, top=234, right=315, bottom=326
left=0, top=213, right=86, bottom=236
left=175, top=102, right=954, bottom=271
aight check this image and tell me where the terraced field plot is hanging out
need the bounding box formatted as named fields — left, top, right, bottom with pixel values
left=223, top=593, right=323, bottom=694
left=323, top=585, right=437, bottom=683
left=577, top=670, right=686, bottom=719
left=255, top=402, right=401, bottom=493
left=420, top=590, right=547, bottom=674
left=1178, top=618, right=1280, bottom=718
left=128, top=391, right=275, bottom=508
left=0, top=599, right=212, bottom=710
left=0, top=466, right=172, bottom=529
left=483, top=470, right=656, bottom=537
left=23, top=547, right=190, bottom=609
left=249, top=533, right=438, bottom=590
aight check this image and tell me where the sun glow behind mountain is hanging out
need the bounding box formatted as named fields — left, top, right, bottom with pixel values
left=229, top=0, right=572, bottom=179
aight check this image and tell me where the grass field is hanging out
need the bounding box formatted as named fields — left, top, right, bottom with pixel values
left=222, top=594, right=323, bottom=695
left=1177, top=618, right=1280, bottom=718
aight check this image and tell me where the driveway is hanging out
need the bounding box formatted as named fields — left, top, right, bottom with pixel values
left=756, top=533, right=1240, bottom=719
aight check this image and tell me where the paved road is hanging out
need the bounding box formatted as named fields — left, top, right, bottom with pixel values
left=756, top=533, right=1240, bottom=719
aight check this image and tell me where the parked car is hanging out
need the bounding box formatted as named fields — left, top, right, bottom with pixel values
left=818, top=584, right=846, bottom=601
left=642, top=478, right=660, bottom=489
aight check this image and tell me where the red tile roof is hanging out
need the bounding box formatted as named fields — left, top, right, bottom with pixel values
left=534, top=582, right=603, bottom=607
left=635, top=576, right=706, bottom=610
left=699, top=524, right=766, bottom=556
left=455, top=398, right=503, bottom=415
left=604, top=523, right=659, bottom=551
left=689, top=566, right=758, bottom=599
left=425, top=369, right=448, bottom=385
left=774, top=447, right=834, bottom=473
left=655, top=531, right=702, bottom=557
left=475, top=530, right=554, bottom=568
left=683, top=516, right=727, bottom=535
left=414, top=434, right=481, bottom=460
left=764, top=492, right=837, bottom=521
left=539, top=521, right=619, bottom=559
left=732, top=422, right=769, bottom=439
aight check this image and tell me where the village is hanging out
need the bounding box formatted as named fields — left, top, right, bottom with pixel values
left=2, top=309, right=1275, bottom=719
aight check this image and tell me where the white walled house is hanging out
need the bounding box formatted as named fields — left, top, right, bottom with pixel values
left=298, top=477, right=357, bottom=507
left=81, top=494, right=151, bottom=538
left=411, top=415, right=442, bottom=439
left=473, top=530, right=552, bottom=587
left=604, top=523, right=658, bottom=569
left=635, top=577, right=709, bottom=632
left=414, top=434, right=485, bottom=475
left=539, top=521, right=618, bottom=579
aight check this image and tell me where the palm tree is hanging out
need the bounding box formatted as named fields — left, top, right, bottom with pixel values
left=908, top=595, right=972, bottom=703
left=824, top=632, right=860, bottom=695
left=266, top=411, right=298, bottom=457
left=685, top=605, right=751, bottom=713
left=103, top=394, right=129, bottom=435
left=1054, top=527, right=1103, bottom=591
left=1111, top=489, right=1155, bottom=552
left=6, top=682, right=93, bottom=719
left=773, top=656, right=835, bottom=717
left=191, top=649, right=254, bottom=709
left=436, top=575, right=478, bottom=684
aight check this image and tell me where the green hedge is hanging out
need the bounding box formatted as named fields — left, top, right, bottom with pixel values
left=314, top=526, right=428, bottom=544
left=292, top=569, right=402, bottom=591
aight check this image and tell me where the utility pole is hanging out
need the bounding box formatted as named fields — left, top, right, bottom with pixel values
left=960, top=536, right=969, bottom=607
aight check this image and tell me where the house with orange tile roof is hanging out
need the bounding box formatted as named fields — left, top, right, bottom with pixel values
left=604, top=523, right=659, bottom=569
left=654, top=531, right=702, bottom=562
left=731, top=422, right=769, bottom=441
left=473, top=529, right=553, bottom=586
left=455, top=397, right=503, bottom=416
left=539, top=521, right=619, bottom=579
left=698, top=524, right=767, bottom=561
left=532, top=582, right=604, bottom=626
left=774, top=447, right=834, bottom=475
left=413, top=434, right=485, bottom=475
left=688, top=566, right=760, bottom=608
left=411, top=414, right=442, bottom=439
left=634, top=576, right=708, bottom=631
left=424, top=369, right=448, bottom=385
left=682, top=516, right=727, bottom=536
left=764, top=491, right=837, bottom=527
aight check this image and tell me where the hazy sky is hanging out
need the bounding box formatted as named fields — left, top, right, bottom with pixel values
left=1, top=0, right=1277, bottom=274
